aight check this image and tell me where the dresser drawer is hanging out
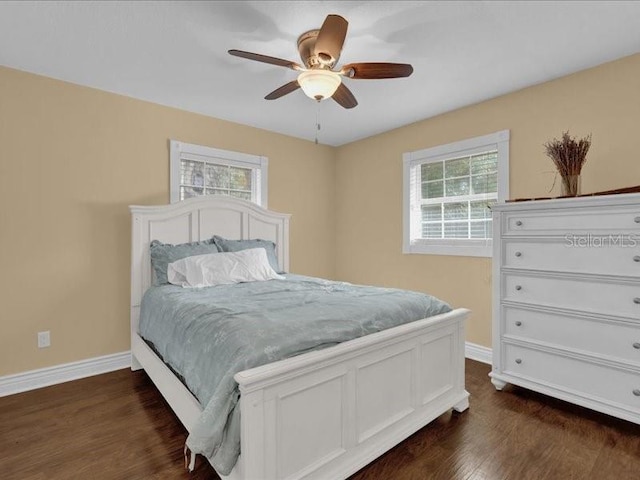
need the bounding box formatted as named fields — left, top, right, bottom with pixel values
left=503, top=306, right=640, bottom=365
left=503, top=273, right=640, bottom=319
left=504, top=240, right=640, bottom=277
left=503, top=207, right=640, bottom=236
left=503, top=344, right=640, bottom=412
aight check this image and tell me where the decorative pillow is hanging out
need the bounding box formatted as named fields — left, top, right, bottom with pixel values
left=150, top=238, right=220, bottom=285
left=213, top=235, right=283, bottom=273
left=167, top=248, right=284, bottom=288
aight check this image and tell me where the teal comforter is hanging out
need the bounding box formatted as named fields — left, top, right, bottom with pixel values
left=139, top=274, right=451, bottom=474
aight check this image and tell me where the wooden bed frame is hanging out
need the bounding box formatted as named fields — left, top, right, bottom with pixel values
left=130, top=196, right=470, bottom=480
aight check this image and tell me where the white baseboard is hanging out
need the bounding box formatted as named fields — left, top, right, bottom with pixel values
left=465, top=342, right=492, bottom=365
left=0, top=351, right=131, bottom=397
left=0, top=343, right=490, bottom=397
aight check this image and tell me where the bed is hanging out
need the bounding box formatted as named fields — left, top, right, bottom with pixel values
left=130, top=196, right=470, bottom=480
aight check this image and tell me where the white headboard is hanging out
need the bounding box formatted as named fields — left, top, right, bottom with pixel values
left=129, top=196, right=291, bottom=335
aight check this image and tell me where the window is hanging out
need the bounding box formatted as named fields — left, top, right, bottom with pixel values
left=170, top=140, right=268, bottom=206
left=403, top=130, right=509, bottom=257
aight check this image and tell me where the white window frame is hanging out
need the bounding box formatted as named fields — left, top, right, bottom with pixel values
left=403, top=130, right=509, bottom=257
left=169, top=140, right=268, bottom=206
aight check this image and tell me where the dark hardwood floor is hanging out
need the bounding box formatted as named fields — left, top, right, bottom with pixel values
left=1, top=360, right=639, bottom=479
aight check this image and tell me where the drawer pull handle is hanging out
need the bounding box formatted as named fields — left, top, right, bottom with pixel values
left=515, top=358, right=522, bottom=364
left=634, top=298, right=640, bottom=305
left=515, top=321, right=522, bottom=327
left=635, top=217, right=640, bottom=224
left=634, top=389, right=640, bottom=397
left=515, top=285, right=522, bottom=291
left=634, top=256, right=640, bottom=263
left=515, top=220, right=523, bottom=226
left=515, top=251, right=522, bottom=257
left=634, top=342, right=640, bottom=349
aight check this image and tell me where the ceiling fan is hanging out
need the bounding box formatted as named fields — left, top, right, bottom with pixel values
left=228, top=14, right=413, bottom=109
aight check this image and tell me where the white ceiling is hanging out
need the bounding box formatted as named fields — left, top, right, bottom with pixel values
left=1, top=1, right=639, bottom=146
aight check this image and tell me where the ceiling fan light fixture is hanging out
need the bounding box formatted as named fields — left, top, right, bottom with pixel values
left=229, top=14, right=413, bottom=109
left=297, top=70, right=341, bottom=101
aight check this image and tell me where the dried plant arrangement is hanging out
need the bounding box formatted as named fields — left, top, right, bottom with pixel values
left=544, top=131, right=591, bottom=196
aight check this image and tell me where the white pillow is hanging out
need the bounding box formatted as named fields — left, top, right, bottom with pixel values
left=167, top=248, right=284, bottom=288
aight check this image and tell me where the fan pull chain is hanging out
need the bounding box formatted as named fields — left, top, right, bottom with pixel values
left=315, top=100, right=321, bottom=145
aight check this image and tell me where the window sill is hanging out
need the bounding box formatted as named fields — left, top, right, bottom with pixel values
left=403, top=241, right=492, bottom=258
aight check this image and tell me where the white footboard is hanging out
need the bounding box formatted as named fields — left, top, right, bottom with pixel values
left=232, top=308, right=469, bottom=480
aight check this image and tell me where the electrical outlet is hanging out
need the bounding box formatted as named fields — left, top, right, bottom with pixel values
left=37, top=331, right=50, bottom=348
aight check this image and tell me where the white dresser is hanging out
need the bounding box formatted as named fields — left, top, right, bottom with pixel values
left=490, top=193, right=640, bottom=424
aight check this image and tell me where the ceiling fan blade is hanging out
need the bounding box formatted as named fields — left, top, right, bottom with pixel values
left=228, top=49, right=302, bottom=70
left=265, top=80, right=300, bottom=100
left=340, top=62, right=414, bottom=79
left=332, top=83, right=357, bottom=109
left=314, top=14, right=348, bottom=63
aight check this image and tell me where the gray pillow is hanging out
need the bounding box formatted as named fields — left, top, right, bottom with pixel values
left=150, top=238, right=220, bottom=285
left=213, top=235, right=283, bottom=273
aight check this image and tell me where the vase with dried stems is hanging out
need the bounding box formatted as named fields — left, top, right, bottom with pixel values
left=544, top=131, right=591, bottom=197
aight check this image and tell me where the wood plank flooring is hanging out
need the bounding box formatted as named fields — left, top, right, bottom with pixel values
left=1, top=360, right=638, bottom=479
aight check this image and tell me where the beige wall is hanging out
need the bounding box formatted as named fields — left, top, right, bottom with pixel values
left=2, top=53, right=639, bottom=377
left=334, top=53, right=640, bottom=347
left=0, top=66, right=336, bottom=376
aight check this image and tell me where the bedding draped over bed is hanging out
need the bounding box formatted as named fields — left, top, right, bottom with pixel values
left=139, top=274, right=451, bottom=475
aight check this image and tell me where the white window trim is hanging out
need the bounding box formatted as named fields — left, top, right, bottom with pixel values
left=169, top=140, right=268, bottom=206
left=402, top=130, right=509, bottom=257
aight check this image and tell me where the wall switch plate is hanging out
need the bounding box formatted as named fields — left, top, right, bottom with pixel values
left=37, top=331, right=50, bottom=348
